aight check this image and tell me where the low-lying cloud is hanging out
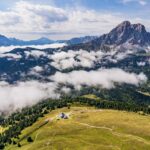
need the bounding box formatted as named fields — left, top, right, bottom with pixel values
left=0, top=68, right=147, bottom=113
left=50, top=49, right=134, bottom=70
left=0, top=53, right=22, bottom=59
left=25, top=50, right=46, bottom=58
left=50, top=50, right=104, bottom=70
left=51, top=68, right=147, bottom=89
left=28, top=66, right=44, bottom=77
left=0, top=81, right=59, bottom=113
left=0, top=43, right=66, bottom=54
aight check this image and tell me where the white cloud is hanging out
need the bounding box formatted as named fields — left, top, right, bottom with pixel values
left=0, top=53, right=22, bottom=59
left=114, top=50, right=133, bottom=60
left=28, top=66, right=44, bottom=76
left=25, top=50, right=46, bottom=58
left=0, top=81, right=59, bottom=113
left=122, top=0, right=147, bottom=5
left=43, top=43, right=66, bottom=48
left=31, top=66, right=43, bottom=72
left=139, top=0, right=147, bottom=5
left=0, top=43, right=66, bottom=54
left=0, top=1, right=68, bottom=34
left=15, top=1, right=68, bottom=22
left=137, top=61, right=146, bottom=66
left=0, top=1, right=124, bottom=40
left=0, top=68, right=147, bottom=113
left=61, top=87, right=71, bottom=94
left=50, top=50, right=104, bottom=70
left=51, top=68, right=147, bottom=89
left=50, top=48, right=135, bottom=70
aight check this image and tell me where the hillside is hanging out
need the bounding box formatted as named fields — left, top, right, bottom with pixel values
left=6, top=106, right=150, bottom=150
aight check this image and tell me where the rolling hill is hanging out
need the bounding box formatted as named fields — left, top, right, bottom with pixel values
left=6, top=106, right=150, bottom=150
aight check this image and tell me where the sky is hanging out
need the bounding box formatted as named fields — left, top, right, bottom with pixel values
left=0, top=0, right=150, bottom=40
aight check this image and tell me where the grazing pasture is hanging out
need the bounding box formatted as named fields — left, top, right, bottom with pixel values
left=6, top=106, right=150, bottom=150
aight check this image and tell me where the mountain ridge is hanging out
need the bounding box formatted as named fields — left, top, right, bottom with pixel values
left=1, top=21, right=150, bottom=49
left=63, top=21, right=150, bottom=51
left=0, top=35, right=98, bottom=46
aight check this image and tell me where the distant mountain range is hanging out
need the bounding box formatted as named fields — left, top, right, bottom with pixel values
left=66, top=36, right=97, bottom=45
left=0, top=34, right=98, bottom=46
left=64, top=21, right=150, bottom=51
left=1, top=21, right=150, bottom=49
left=0, top=36, right=54, bottom=46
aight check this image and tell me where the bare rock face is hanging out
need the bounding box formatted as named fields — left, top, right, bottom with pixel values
left=101, top=21, right=150, bottom=46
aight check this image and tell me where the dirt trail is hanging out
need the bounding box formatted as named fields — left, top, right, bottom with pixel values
left=75, top=122, right=113, bottom=131
left=75, top=121, right=150, bottom=145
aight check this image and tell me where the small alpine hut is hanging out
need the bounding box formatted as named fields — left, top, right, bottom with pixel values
left=59, top=113, right=68, bottom=119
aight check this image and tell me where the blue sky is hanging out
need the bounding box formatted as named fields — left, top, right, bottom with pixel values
left=0, top=0, right=149, bottom=40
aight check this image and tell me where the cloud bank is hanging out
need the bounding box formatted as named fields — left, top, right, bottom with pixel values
left=0, top=68, right=147, bottom=113
left=51, top=68, right=147, bottom=89
left=0, top=81, right=59, bottom=113
left=50, top=50, right=104, bottom=70
left=0, top=43, right=66, bottom=54
left=50, top=49, right=134, bottom=70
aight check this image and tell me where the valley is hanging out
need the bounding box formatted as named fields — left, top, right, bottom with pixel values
left=0, top=0, right=150, bottom=149
left=0, top=18, right=150, bottom=150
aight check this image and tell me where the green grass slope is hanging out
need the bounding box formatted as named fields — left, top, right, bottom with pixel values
left=6, top=107, right=150, bottom=150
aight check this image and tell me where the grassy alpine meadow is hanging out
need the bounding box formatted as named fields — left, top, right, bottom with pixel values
left=6, top=106, right=150, bottom=150
left=82, top=94, right=100, bottom=100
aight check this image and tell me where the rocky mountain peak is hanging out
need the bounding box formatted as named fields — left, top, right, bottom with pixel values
left=112, top=21, right=131, bottom=32
left=114, top=21, right=146, bottom=33
left=116, top=21, right=131, bottom=30
left=132, top=23, right=146, bottom=33
left=66, top=21, right=150, bottom=51
left=101, top=21, right=150, bottom=46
